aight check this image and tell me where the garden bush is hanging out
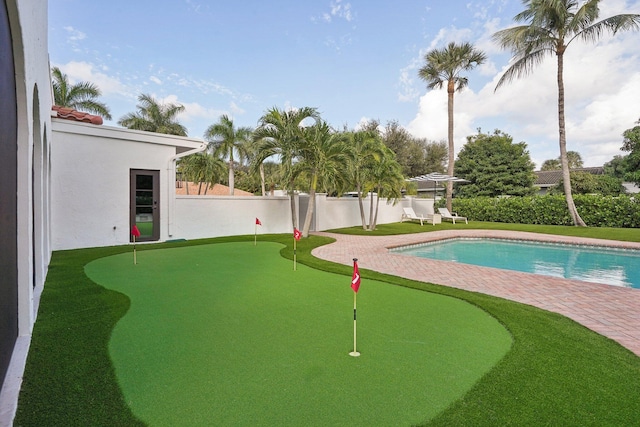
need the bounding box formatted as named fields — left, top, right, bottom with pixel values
left=450, top=194, right=640, bottom=227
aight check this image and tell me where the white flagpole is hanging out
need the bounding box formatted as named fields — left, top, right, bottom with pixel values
left=349, top=258, right=360, bottom=357
left=254, top=223, right=257, bottom=246
left=349, top=291, right=359, bottom=357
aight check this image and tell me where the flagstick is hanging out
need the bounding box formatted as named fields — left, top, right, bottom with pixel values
left=254, top=223, right=257, bottom=246
left=133, top=235, right=137, bottom=265
left=293, top=236, right=297, bottom=271
left=349, top=291, right=359, bottom=357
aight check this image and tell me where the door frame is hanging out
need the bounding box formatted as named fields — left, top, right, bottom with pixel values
left=130, top=169, right=160, bottom=242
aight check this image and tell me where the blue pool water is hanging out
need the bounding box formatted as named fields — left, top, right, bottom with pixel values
left=392, top=238, right=640, bottom=289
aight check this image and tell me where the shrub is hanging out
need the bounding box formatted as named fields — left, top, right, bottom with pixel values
left=450, top=194, right=640, bottom=227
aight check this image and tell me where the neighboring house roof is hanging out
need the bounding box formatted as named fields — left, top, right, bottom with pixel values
left=534, top=167, right=604, bottom=188
left=52, top=105, right=103, bottom=125
left=176, top=182, right=254, bottom=196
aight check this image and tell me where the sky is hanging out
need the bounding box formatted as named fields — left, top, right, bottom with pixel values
left=48, top=0, right=640, bottom=169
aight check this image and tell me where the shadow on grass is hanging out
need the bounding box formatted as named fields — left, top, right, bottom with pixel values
left=14, top=231, right=640, bottom=426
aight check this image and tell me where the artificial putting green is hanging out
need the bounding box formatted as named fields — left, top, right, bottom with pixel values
left=84, top=242, right=512, bottom=426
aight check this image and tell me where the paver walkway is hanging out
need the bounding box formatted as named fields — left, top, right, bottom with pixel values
left=312, top=229, right=640, bottom=357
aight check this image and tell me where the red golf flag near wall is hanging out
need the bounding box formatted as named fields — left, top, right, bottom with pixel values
left=351, top=259, right=361, bottom=293
left=255, top=218, right=262, bottom=226
left=131, top=225, right=141, bottom=238
left=294, top=228, right=301, bottom=241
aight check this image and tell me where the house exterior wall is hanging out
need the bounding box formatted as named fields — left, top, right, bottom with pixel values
left=0, top=0, right=53, bottom=422
left=51, top=119, right=205, bottom=250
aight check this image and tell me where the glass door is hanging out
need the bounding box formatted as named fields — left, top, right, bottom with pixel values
left=130, top=169, right=160, bottom=242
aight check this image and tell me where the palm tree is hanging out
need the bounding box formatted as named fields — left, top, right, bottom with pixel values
left=178, top=153, right=225, bottom=194
left=493, top=1, right=640, bottom=226
left=118, top=94, right=187, bottom=136
left=297, top=121, right=352, bottom=237
left=253, top=106, right=320, bottom=230
left=51, top=66, right=112, bottom=120
left=204, top=115, right=253, bottom=195
left=345, top=128, right=387, bottom=230
left=418, top=42, right=487, bottom=212
left=368, top=146, right=405, bottom=230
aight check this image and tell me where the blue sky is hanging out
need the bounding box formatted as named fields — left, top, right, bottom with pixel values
left=49, top=0, right=640, bottom=168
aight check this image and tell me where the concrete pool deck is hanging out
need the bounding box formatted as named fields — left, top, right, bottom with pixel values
left=312, top=229, right=640, bottom=357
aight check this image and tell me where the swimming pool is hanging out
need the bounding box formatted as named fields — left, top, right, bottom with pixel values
left=392, top=238, right=640, bottom=289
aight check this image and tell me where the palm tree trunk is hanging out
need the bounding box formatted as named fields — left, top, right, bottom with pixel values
left=446, top=79, right=455, bottom=212
left=557, top=50, right=586, bottom=226
left=301, top=174, right=317, bottom=237
left=368, top=190, right=375, bottom=231
left=356, top=183, right=367, bottom=230
left=289, top=178, right=297, bottom=229
left=259, top=163, right=266, bottom=196
left=228, top=159, right=235, bottom=196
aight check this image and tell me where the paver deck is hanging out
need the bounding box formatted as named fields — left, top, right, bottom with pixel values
left=312, top=229, right=640, bottom=357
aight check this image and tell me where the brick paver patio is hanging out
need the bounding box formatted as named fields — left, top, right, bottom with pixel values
left=312, top=229, right=640, bottom=357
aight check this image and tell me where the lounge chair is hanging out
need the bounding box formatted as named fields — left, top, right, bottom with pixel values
left=438, top=207, right=468, bottom=224
left=401, top=207, right=437, bottom=226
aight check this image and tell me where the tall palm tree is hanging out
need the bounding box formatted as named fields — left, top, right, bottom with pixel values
left=297, top=121, right=352, bottom=237
left=253, top=106, right=320, bottom=230
left=204, top=115, right=253, bottom=195
left=51, top=66, right=112, bottom=120
left=118, top=94, right=187, bottom=136
left=493, top=0, right=640, bottom=226
left=418, top=42, right=486, bottom=211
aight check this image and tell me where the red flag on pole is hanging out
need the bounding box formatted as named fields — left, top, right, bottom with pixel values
left=131, top=225, right=141, bottom=238
left=293, top=228, right=301, bottom=241
left=256, top=218, right=262, bottom=226
left=351, top=259, right=361, bottom=293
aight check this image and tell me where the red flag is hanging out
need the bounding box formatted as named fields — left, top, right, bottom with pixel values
left=351, top=260, right=361, bottom=293
left=256, top=218, right=262, bottom=226
left=131, top=225, right=141, bottom=238
left=293, top=228, right=301, bottom=241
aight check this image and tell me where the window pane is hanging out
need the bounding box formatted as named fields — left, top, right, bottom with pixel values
left=136, top=174, right=153, bottom=190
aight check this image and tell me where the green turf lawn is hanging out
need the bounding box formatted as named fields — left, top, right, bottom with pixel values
left=14, top=225, right=640, bottom=426
left=84, top=242, right=511, bottom=426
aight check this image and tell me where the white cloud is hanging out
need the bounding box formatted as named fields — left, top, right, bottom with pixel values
left=406, top=3, right=640, bottom=168
left=149, top=76, right=162, bottom=85
left=56, top=61, right=127, bottom=97
left=63, top=26, right=86, bottom=42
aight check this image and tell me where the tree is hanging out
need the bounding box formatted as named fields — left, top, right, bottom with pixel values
left=493, top=1, right=640, bottom=226
left=418, top=41, right=487, bottom=211
left=541, top=151, right=583, bottom=170
left=423, top=139, right=448, bottom=174
left=541, top=158, right=561, bottom=171
left=552, top=171, right=623, bottom=196
left=253, top=106, right=320, bottom=231
left=617, top=117, right=640, bottom=185
left=345, top=127, right=387, bottom=230
left=51, top=66, right=112, bottom=120
left=297, top=121, right=352, bottom=237
left=178, top=153, right=225, bottom=194
left=204, top=115, right=253, bottom=195
left=118, top=94, right=187, bottom=136
left=367, top=146, right=405, bottom=230
left=455, top=129, right=536, bottom=198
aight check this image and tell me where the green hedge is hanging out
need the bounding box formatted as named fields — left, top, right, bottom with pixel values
left=451, top=194, right=640, bottom=228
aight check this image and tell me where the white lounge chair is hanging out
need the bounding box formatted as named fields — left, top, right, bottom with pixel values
left=438, top=207, right=468, bottom=224
left=401, top=207, right=437, bottom=226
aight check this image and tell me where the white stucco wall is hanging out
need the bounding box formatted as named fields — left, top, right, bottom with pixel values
left=172, top=196, right=293, bottom=239
left=1, top=0, right=53, bottom=422
left=313, top=194, right=408, bottom=230
left=51, top=119, right=205, bottom=250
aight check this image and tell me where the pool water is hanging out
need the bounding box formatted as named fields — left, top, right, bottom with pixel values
left=392, top=238, right=640, bottom=289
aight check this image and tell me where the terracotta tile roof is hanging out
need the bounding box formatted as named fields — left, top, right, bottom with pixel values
left=52, top=105, right=103, bottom=125
left=534, top=167, right=604, bottom=187
left=176, top=181, right=254, bottom=196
